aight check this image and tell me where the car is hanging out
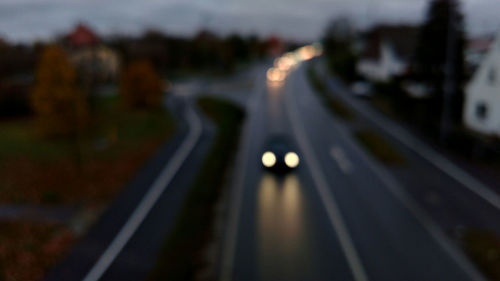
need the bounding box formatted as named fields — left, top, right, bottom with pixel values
left=261, top=136, right=300, bottom=173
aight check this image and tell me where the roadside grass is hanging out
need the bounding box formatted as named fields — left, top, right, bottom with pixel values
left=149, top=96, right=245, bottom=281
left=369, top=95, right=400, bottom=120
left=0, top=119, right=72, bottom=161
left=0, top=95, right=176, bottom=281
left=306, top=64, right=406, bottom=166
left=328, top=99, right=355, bottom=120
left=0, top=95, right=175, bottom=205
left=0, top=221, right=75, bottom=281
left=461, top=229, right=500, bottom=280
left=306, top=64, right=355, bottom=121
left=354, top=129, right=407, bottom=165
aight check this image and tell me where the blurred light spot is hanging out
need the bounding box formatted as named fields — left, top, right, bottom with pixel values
left=284, top=152, right=300, bottom=168
left=262, top=151, right=277, bottom=167
left=267, top=67, right=286, bottom=82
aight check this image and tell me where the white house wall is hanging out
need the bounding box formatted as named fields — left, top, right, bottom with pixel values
left=464, top=34, right=500, bottom=136
left=357, top=42, right=407, bottom=82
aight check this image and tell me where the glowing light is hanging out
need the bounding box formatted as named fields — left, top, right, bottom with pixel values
left=262, top=151, right=277, bottom=167
left=284, top=152, right=300, bottom=168
left=297, top=46, right=315, bottom=61
left=266, top=67, right=285, bottom=82
left=276, top=57, right=295, bottom=72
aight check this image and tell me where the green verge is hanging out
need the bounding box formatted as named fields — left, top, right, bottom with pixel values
left=354, top=129, right=407, bottom=165
left=0, top=95, right=176, bottom=205
left=148, top=96, right=245, bottom=281
left=0, top=95, right=175, bottom=162
left=306, top=63, right=355, bottom=121
left=462, top=229, right=500, bottom=280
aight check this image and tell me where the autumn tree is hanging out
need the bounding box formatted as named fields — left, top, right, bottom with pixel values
left=31, top=45, right=88, bottom=137
left=120, top=60, right=163, bottom=109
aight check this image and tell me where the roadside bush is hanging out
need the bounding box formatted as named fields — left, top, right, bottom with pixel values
left=31, top=45, right=88, bottom=137
left=326, top=51, right=359, bottom=82
left=120, top=60, right=163, bottom=109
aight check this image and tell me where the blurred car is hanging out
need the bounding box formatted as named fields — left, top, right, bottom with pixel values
left=261, top=136, right=300, bottom=173
left=351, top=81, right=373, bottom=97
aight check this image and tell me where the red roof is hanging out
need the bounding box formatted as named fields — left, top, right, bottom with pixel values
left=361, top=25, right=418, bottom=61
left=267, top=36, right=284, bottom=57
left=68, top=24, right=99, bottom=47
left=468, top=37, right=494, bottom=53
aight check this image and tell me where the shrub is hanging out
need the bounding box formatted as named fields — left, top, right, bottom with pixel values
left=31, top=45, right=88, bottom=136
left=120, top=60, right=163, bottom=109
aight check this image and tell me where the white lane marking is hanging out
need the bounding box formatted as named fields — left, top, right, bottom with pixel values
left=326, top=71, right=500, bottom=211
left=333, top=128, right=486, bottom=281
left=82, top=105, right=203, bottom=281
left=220, top=68, right=267, bottom=281
left=285, top=70, right=369, bottom=281
left=310, top=66, right=485, bottom=281
left=330, top=146, right=353, bottom=174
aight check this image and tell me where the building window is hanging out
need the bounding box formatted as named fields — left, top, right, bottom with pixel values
left=488, top=67, right=496, bottom=85
left=476, top=102, right=488, bottom=120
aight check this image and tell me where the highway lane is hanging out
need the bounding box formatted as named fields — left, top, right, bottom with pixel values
left=221, top=63, right=485, bottom=281
left=45, top=96, right=215, bottom=281
left=317, top=61, right=500, bottom=238
left=285, top=64, right=484, bottom=280
left=222, top=67, right=357, bottom=281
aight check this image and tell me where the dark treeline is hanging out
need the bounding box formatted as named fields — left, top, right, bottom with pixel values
left=107, top=30, right=270, bottom=76
left=0, top=29, right=274, bottom=118
left=0, top=40, right=40, bottom=117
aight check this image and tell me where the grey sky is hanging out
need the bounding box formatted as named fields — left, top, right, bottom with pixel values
left=0, top=0, right=499, bottom=42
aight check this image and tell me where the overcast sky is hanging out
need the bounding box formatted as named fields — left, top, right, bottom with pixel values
left=0, top=0, right=499, bottom=42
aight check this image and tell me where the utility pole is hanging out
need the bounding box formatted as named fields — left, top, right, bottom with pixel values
left=440, top=0, right=458, bottom=144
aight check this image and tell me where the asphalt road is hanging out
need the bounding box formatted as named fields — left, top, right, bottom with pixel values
left=220, top=63, right=486, bottom=281
left=45, top=61, right=494, bottom=281
left=318, top=61, right=500, bottom=238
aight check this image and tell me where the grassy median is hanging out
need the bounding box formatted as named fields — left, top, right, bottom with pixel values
left=149, top=96, right=245, bottom=281
left=462, top=229, right=500, bottom=280
left=306, top=64, right=355, bottom=121
left=354, top=129, right=407, bottom=165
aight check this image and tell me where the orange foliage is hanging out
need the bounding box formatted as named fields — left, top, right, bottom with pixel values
left=120, top=60, right=163, bottom=109
left=31, top=45, right=88, bottom=136
left=0, top=222, right=75, bottom=281
left=0, top=137, right=167, bottom=205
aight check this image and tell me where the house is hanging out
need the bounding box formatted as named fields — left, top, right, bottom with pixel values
left=464, top=31, right=500, bottom=136
left=63, top=24, right=120, bottom=83
left=70, top=45, right=120, bottom=82
left=465, top=35, right=494, bottom=75
left=356, top=25, right=418, bottom=82
left=66, top=24, right=99, bottom=48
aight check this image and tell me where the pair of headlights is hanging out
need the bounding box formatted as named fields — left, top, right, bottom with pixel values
left=262, top=151, right=300, bottom=168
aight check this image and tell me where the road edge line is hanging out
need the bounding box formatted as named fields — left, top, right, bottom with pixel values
left=82, top=104, right=203, bottom=281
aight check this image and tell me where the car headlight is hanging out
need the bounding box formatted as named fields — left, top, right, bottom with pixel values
left=262, top=151, right=277, bottom=167
left=284, top=152, right=300, bottom=168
